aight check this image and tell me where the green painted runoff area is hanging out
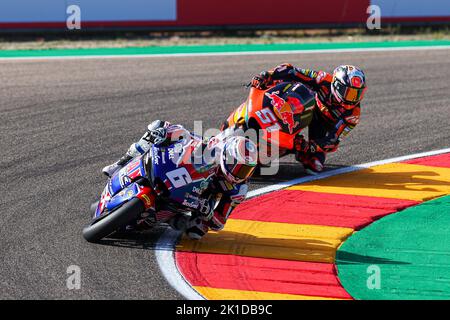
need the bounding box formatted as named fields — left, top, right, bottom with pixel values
left=336, top=195, right=450, bottom=300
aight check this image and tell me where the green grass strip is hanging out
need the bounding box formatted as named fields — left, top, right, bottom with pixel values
left=0, top=40, right=449, bottom=58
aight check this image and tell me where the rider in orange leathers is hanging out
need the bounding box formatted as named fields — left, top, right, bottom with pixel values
left=251, top=64, right=367, bottom=174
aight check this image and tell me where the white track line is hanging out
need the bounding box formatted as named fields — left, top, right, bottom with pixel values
left=1, top=45, right=449, bottom=62
left=248, top=147, right=450, bottom=198
left=155, top=228, right=205, bottom=300
left=156, top=147, right=450, bottom=299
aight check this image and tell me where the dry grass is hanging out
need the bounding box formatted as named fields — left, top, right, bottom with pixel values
left=0, top=27, right=448, bottom=50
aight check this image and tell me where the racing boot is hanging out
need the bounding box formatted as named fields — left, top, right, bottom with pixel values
left=102, top=153, right=133, bottom=178
left=102, top=132, right=154, bottom=178
left=185, top=217, right=209, bottom=240
left=169, top=216, right=208, bottom=240
left=301, top=156, right=324, bottom=175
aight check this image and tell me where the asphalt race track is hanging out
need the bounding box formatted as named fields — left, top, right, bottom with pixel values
left=1, top=48, right=449, bottom=299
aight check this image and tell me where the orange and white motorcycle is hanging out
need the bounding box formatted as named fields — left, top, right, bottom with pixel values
left=221, top=82, right=316, bottom=164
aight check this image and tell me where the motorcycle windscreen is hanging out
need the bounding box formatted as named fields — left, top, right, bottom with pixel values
left=109, top=156, right=146, bottom=196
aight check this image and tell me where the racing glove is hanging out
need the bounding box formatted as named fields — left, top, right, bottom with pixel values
left=294, top=135, right=308, bottom=154
left=251, top=71, right=272, bottom=90
left=143, top=120, right=169, bottom=145
left=147, top=127, right=167, bottom=145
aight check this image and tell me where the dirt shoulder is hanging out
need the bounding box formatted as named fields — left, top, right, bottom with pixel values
left=0, top=29, right=449, bottom=51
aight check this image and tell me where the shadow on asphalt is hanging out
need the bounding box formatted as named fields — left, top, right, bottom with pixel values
left=97, top=227, right=169, bottom=250
left=249, top=161, right=346, bottom=188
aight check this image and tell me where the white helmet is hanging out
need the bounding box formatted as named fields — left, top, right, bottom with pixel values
left=220, top=136, right=257, bottom=184
left=331, top=65, right=367, bottom=108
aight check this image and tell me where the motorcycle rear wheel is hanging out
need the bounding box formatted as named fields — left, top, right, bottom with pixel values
left=82, top=198, right=145, bottom=243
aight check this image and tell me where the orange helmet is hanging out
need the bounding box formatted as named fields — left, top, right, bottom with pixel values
left=331, top=65, right=367, bottom=108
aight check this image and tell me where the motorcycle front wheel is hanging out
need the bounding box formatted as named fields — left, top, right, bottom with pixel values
left=82, top=198, right=145, bottom=243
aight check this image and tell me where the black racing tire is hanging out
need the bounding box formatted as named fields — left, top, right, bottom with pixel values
left=82, top=198, right=145, bottom=243
left=90, top=201, right=99, bottom=215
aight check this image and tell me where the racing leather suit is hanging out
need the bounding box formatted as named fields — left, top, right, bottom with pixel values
left=257, top=63, right=361, bottom=171
left=103, top=120, right=247, bottom=239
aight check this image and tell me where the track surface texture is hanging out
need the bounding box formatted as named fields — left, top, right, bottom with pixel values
left=1, top=49, right=449, bottom=299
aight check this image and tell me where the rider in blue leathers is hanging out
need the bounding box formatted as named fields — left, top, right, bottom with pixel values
left=103, top=120, right=257, bottom=240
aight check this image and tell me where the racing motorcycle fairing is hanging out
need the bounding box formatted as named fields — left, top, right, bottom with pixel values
left=94, top=156, right=154, bottom=219
left=149, top=135, right=217, bottom=213
left=224, top=82, right=316, bottom=152
left=108, top=156, right=147, bottom=197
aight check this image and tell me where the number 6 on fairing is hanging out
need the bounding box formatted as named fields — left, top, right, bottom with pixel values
left=166, top=167, right=193, bottom=188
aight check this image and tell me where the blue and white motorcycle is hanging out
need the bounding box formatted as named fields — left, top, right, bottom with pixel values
left=83, top=133, right=219, bottom=243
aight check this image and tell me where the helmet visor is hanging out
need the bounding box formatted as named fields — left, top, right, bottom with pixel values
left=334, top=81, right=366, bottom=105
left=222, top=137, right=258, bottom=183
left=229, top=163, right=256, bottom=181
